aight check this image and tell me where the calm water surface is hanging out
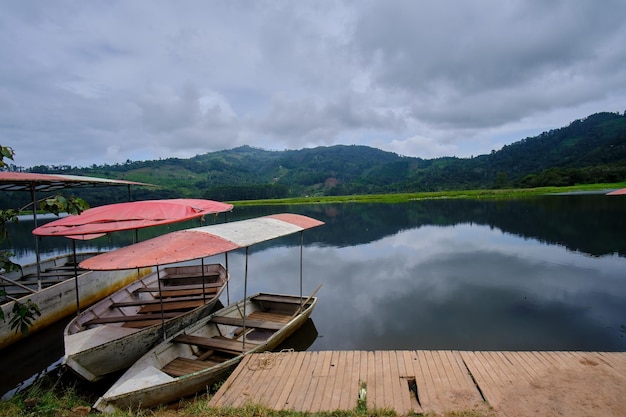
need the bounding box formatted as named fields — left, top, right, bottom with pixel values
left=1, top=195, right=625, bottom=395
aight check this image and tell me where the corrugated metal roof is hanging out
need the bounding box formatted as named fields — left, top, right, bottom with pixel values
left=80, top=213, right=324, bottom=270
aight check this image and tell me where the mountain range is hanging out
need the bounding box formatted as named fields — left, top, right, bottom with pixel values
left=11, top=111, right=626, bottom=205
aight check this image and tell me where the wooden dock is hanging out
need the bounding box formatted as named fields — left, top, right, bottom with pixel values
left=209, top=350, right=626, bottom=416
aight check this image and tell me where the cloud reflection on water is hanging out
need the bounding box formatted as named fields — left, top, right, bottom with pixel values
left=220, top=222, right=626, bottom=352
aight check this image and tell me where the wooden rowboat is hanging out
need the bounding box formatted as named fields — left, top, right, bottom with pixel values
left=94, top=292, right=317, bottom=412
left=63, top=263, right=229, bottom=382
left=0, top=253, right=152, bottom=350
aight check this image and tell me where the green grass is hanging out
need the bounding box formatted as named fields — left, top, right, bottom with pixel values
left=227, top=183, right=626, bottom=206
left=0, top=375, right=497, bottom=417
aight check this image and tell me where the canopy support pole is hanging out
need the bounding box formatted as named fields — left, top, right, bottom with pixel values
left=72, top=239, right=81, bottom=315
left=299, top=231, right=303, bottom=310
left=225, top=252, right=230, bottom=305
left=157, top=266, right=166, bottom=341
left=30, top=186, right=42, bottom=290
left=201, top=258, right=206, bottom=303
left=242, top=247, right=249, bottom=351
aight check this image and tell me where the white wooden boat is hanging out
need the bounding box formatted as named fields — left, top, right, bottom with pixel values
left=81, top=213, right=324, bottom=411
left=0, top=252, right=152, bottom=349
left=94, top=292, right=317, bottom=412
left=63, top=263, right=229, bottom=382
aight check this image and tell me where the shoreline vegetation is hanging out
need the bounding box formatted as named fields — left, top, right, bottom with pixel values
left=1, top=182, right=624, bottom=416
left=227, top=182, right=626, bottom=206
left=0, top=375, right=493, bottom=417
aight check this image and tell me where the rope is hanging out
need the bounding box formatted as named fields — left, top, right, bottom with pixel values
left=247, top=348, right=295, bottom=371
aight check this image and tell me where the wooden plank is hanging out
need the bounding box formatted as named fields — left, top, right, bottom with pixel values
left=388, top=350, right=410, bottom=415
left=209, top=354, right=254, bottom=406
left=211, top=315, right=284, bottom=331
left=248, top=311, right=292, bottom=323
left=157, top=287, right=219, bottom=298
left=319, top=351, right=341, bottom=411
left=138, top=299, right=205, bottom=313
left=162, top=357, right=218, bottom=377
left=328, top=350, right=348, bottom=411
left=161, top=272, right=220, bottom=280
left=252, top=294, right=304, bottom=304
left=460, top=351, right=503, bottom=407
left=134, top=282, right=222, bottom=293
left=272, top=351, right=307, bottom=410
left=403, top=351, right=432, bottom=410
left=499, top=351, right=538, bottom=386
left=288, top=350, right=320, bottom=412
left=340, top=349, right=360, bottom=411
left=300, top=351, right=324, bottom=412
left=310, top=351, right=334, bottom=412
left=227, top=358, right=262, bottom=408
left=85, top=311, right=181, bottom=325
left=173, top=334, right=257, bottom=354
left=596, top=352, right=626, bottom=378
left=110, top=294, right=215, bottom=308
left=420, top=349, right=440, bottom=409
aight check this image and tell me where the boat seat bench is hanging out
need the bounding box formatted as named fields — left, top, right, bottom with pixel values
left=162, top=357, right=221, bottom=377
left=173, top=334, right=258, bottom=354
left=211, top=315, right=284, bottom=331
left=252, top=294, right=305, bottom=304
left=84, top=311, right=182, bottom=326
left=138, top=299, right=205, bottom=313
left=160, top=273, right=220, bottom=280
left=134, top=285, right=220, bottom=298
left=110, top=294, right=217, bottom=308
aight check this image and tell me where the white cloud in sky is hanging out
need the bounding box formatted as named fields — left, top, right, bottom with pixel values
left=1, top=0, right=625, bottom=168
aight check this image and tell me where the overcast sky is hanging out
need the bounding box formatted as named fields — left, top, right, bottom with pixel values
left=2, top=1, right=625, bottom=169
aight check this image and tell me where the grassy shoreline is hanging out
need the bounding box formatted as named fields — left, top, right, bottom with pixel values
left=227, top=183, right=626, bottom=206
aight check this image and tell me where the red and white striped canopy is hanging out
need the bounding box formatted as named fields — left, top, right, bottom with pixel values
left=80, top=213, right=324, bottom=270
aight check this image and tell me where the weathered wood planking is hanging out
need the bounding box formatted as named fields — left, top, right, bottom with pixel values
left=209, top=350, right=482, bottom=414
left=209, top=350, right=626, bottom=415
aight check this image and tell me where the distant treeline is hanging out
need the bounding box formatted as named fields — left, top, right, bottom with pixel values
left=2, top=111, right=625, bottom=206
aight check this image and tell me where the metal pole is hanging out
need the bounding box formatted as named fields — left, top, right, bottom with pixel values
left=225, top=252, right=230, bottom=305
left=242, top=247, right=248, bottom=351
left=73, top=239, right=80, bottom=314
left=299, top=231, right=303, bottom=309
left=30, top=186, right=42, bottom=290
left=157, top=266, right=166, bottom=340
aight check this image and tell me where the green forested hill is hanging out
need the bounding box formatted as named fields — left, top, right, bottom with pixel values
left=5, top=111, right=626, bottom=206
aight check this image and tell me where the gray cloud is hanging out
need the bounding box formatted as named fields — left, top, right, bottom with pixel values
left=1, top=1, right=625, bottom=168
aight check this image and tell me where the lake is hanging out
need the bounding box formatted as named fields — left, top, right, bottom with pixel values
left=1, top=194, right=625, bottom=396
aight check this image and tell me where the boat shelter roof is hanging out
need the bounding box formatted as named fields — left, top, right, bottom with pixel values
left=607, top=188, right=626, bottom=195
left=32, top=199, right=233, bottom=238
left=0, top=172, right=151, bottom=192
left=80, top=213, right=324, bottom=270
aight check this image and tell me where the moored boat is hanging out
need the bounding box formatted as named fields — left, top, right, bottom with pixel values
left=94, top=292, right=317, bottom=412
left=63, top=263, right=229, bottom=382
left=0, top=253, right=152, bottom=349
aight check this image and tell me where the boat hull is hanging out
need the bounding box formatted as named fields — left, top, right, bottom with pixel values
left=94, top=293, right=317, bottom=412
left=0, top=253, right=152, bottom=349
left=64, top=264, right=229, bottom=382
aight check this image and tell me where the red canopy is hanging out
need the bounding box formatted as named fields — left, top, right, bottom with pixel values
left=0, top=172, right=151, bottom=192
left=80, top=213, right=324, bottom=270
left=32, top=199, right=233, bottom=238
left=607, top=188, right=626, bottom=196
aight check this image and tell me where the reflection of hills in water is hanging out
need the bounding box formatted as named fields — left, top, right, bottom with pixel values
left=4, top=195, right=625, bottom=260
left=234, top=195, right=626, bottom=258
